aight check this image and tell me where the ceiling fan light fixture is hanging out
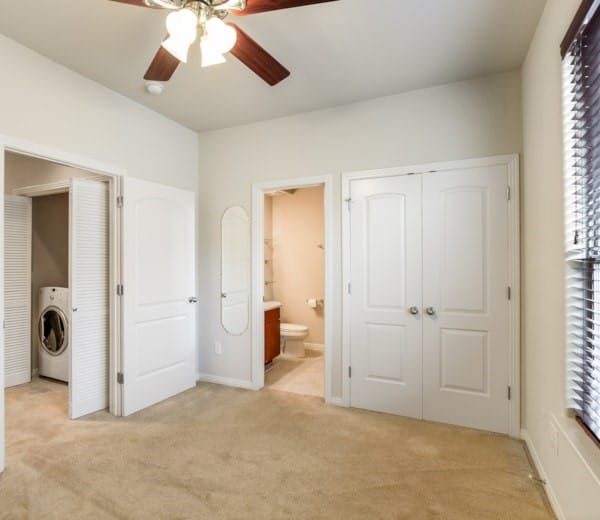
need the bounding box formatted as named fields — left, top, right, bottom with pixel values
left=200, top=37, right=227, bottom=67
left=205, top=17, right=237, bottom=54
left=162, top=8, right=198, bottom=63
left=144, top=0, right=180, bottom=9
left=162, top=35, right=192, bottom=63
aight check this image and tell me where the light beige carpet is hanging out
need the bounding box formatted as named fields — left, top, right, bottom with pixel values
left=0, top=377, right=554, bottom=519
left=265, top=348, right=324, bottom=397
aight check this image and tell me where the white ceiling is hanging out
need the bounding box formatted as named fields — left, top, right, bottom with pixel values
left=0, top=0, right=545, bottom=132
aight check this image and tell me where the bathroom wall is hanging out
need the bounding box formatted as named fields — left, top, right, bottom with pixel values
left=264, top=195, right=274, bottom=302
left=30, top=194, right=69, bottom=371
left=271, top=187, right=324, bottom=345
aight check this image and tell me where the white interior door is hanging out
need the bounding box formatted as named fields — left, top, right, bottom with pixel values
left=121, top=177, right=196, bottom=416
left=69, top=179, right=109, bottom=419
left=4, top=195, right=32, bottom=388
left=349, top=175, right=422, bottom=417
left=422, top=166, right=509, bottom=433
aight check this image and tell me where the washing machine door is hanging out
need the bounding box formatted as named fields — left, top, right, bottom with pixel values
left=39, top=306, right=68, bottom=355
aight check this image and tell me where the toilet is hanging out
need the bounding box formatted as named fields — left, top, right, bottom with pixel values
left=280, top=323, right=309, bottom=358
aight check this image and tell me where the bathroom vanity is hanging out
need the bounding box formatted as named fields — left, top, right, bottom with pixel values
left=264, top=301, right=281, bottom=364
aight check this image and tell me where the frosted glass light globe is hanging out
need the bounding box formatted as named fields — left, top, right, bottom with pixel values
left=162, top=8, right=197, bottom=63
left=206, top=16, right=237, bottom=54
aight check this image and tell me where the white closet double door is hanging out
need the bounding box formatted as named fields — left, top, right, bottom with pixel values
left=349, top=165, right=510, bottom=434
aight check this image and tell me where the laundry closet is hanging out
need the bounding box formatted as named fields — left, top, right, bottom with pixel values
left=3, top=152, right=109, bottom=418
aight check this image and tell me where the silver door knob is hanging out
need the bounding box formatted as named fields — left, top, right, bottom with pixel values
left=425, top=306, right=436, bottom=316
left=409, top=306, right=419, bottom=315
left=188, top=297, right=198, bottom=303
left=221, top=293, right=227, bottom=298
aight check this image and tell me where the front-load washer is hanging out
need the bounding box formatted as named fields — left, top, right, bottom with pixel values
left=38, top=287, right=70, bottom=382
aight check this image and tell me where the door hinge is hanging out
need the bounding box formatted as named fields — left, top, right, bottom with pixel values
left=116, top=195, right=124, bottom=208
left=349, top=366, right=352, bottom=378
left=117, top=372, right=124, bottom=385
left=345, top=198, right=352, bottom=210
left=347, top=283, right=351, bottom=295
left=117, top=284, right=124, bottom=296
left=508, top=385, right=512, bottom=400
left=507, top=286, right=511, bottom=300
left=506, top=186, right=511, bottom=201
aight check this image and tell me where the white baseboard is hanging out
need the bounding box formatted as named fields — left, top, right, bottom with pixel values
left=326, top=396, right=348, bottom=407
left=196, top=372, right=257, bottom=391
left=521, top=428, right=565, bottom=520
left=305, top=342, right=324, bottom=351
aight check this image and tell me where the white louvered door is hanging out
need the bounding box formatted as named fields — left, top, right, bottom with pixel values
left=4, top=195, right=32, bottom=388
left=69, top=179, right=109, bottom=419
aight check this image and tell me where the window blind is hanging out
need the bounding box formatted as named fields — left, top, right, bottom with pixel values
left=564, top=0, right=600, bottom=441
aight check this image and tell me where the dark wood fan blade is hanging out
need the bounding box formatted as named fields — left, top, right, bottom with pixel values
left=233, top=0, right=338, bottom=16
left=144, top=46, right=180, bottom=81
left=110, top=0, right=160, bottom=7
left=227, top=23, right=290, bottom=85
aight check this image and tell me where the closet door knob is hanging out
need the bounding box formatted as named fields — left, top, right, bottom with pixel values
left=408, top=306, right=419, bottom=315
left=188, top=297, right=198, bottom=304
left=425, top=306, right=436, bottom=316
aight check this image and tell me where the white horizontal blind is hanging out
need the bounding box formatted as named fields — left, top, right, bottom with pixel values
left=564, top=2, right=600, bottom=440
left=4, top=196, right=31, bottom=388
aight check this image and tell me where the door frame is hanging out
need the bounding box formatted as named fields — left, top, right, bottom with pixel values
left=341, top=154, right=521, bottom=437
left=0, top=135, right=125, bottom=472
left=251, top=175, right=335, bottom=402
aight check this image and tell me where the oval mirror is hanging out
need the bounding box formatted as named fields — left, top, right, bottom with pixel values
left=221, top=206, right=250, bottom=335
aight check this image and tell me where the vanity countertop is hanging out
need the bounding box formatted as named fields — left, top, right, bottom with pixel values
left=263, top=301, right=282, bottom=312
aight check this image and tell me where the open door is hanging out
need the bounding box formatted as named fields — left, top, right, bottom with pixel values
left=121, top=178, right=196, bottom=416
left=4, top=195, right=32, bottom=388
left=69, top=179, right=109, bottom=419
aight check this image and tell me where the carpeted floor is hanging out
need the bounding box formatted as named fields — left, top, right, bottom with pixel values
left=0, top=378, right=554, bottom=519
left=265, top=347, right=324, bottom=397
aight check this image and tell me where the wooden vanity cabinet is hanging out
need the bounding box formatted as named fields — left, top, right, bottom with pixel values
left=264, top=308, right=281, bottom=364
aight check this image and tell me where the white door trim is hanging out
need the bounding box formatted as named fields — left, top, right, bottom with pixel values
left=251, top=175, right=334, bottom=402
left=341, top=154, right=521, bottom=437
left=0, top=134, right=126, bottom=472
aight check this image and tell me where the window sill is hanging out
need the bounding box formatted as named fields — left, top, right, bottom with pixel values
left=554, top=414, right=600, bottom=488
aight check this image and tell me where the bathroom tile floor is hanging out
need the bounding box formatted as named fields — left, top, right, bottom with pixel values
left=265, top=347, right=324, bottom=397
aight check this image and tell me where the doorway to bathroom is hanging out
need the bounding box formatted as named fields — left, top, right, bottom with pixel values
left=251, top=176, right=334, bottom=401
left=263, top=186, right=325, bottom=397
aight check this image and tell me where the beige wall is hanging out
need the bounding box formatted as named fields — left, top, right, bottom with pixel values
left=271, top=187, right=324, bottom=344
left=4, top=152, right=97, bottom=194
left=197, top=70, right=523, bottom=394
left=31, top=194, right=69, bottom=371
left=522, top=0, right=600, bottom=517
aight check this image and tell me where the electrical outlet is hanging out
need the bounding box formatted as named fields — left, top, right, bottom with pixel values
left=214, top=342, right=222, bottom=355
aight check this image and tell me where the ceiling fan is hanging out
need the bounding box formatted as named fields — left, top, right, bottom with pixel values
left=110, top=0, right=338, bottom=86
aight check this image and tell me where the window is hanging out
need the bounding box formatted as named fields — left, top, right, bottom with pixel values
left=563, top=0, right=600, bottom=443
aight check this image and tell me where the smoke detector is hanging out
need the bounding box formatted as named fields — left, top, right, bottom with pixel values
left=145, top=81, right=165, bottom=95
